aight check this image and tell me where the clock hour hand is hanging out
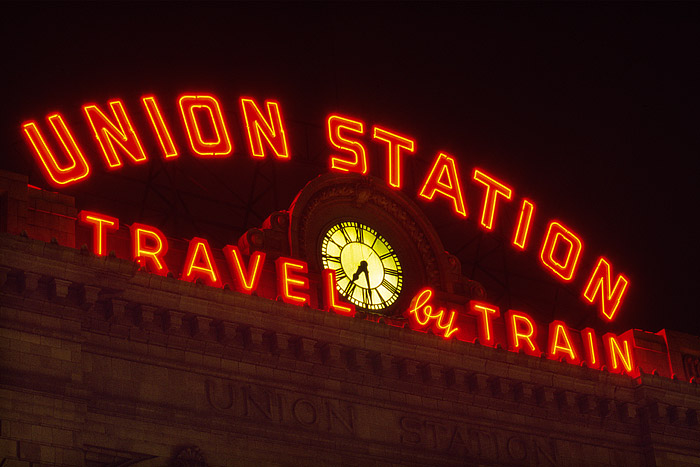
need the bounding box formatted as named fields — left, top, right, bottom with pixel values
left=351, top=260, right=370, bottom=287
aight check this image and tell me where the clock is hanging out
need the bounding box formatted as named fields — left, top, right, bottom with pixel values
left=320, top=221, right=403, bottom=311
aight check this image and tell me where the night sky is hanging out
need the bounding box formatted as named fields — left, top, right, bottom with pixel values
left=2, top=3, right=698, bottom=336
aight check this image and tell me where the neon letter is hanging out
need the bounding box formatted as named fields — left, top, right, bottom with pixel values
left=581, top=327, right=600, bottom=369
left=506, top=311, right=539, bottom=356
left=603, top=333, right=637, bottom=376
left=540, top=221, right=583, bottom=281
left=472, top=169, right=512, bottom=230
left=240, top=98, right=290, bottom=159
left=182, top=237, right=222, bottom=287
left=407, top=288, right=459, bottom=339
left=512, top=199, right=535, bottom=250
left=21, top=115, right=91, bottom=186
left=223, top=245, right=265, bottom=294
left=327, top=115, right=367, bottom=174
left=78, top=211, right=119, bottom=256
left=84, top=99, right=148, bottom=169
left=322, top=269, right=356, bottom=317
left=179, top=94, right=232, bottom=157
left=418, top=152, right=467, bottom=217
left=130, top=223, right=169, bottom=276
left=547, top=321, right=579, bottom=364
left=583, top=257, right=630, bottom=321
left=469, top=301, right=500, bottom=347
left=142, top=95, right=178, bottom=159
left=275, top=257, right=310, bottom=306
left=372, top=126, right=415, bottom=189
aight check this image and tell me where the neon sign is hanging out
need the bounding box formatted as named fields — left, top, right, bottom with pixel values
left=75, top=211, right=639, bottom=377
left=23, top=93, right=630, bottom=322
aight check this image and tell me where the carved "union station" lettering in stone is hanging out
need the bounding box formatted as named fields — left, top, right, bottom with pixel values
left=205, top=379, right=356, bottom=437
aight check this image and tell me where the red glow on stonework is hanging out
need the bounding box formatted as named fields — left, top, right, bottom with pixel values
left=540, top=221, right=583, bottom=282
left=506, top=311, right=539, bottom=356
left=372, top=126, right=415, bottom=189
left=603, top=333, right=638, bottom=376
left=583, top=257, right=630, bottom=321
left=223, top=246, right=265, bottom=294
left=407, top=288, right=460, bottom=339
left=418, top=152, right=467, bottom=217
left=322, top=269, right=356, bottom=316
left=78, top=211, right=119, bottom=256
left=547, top=321, right=580, bottom=364
left=512, top=199, right=535, bottom=250
left=130, top=223, right=169, bottom=276
left=581, top=327, right=601, bottom=369
left=83, top=99, right=148, bottom=169
left=240, top=98, right=290, bottom=159
left=178, top=95, right=232, bottom=157
left=327, top=115, right=367, bottom=174
left=472, top=169, right=512, bottom=231
left=469, top=301, right=500, bottom=347
left=275, top=257, right=310, bottom=306
left=182, top=237, right=222, bottom=287
left=21, top=115, right=91, bottom=186
left=142, top=95, right=178, bottom=159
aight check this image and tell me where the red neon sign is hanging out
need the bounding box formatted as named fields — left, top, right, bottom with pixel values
left=240, top=98, right=290, bottom=159
left=68, top=209, right=652, bottom=379
left=418, top=152, right=467, bottom=217
left=472, top=168, right=512, bottom=231
left=223, top=246, right=265, bottom=294
left=512, top=199, right=535, bottom=250
left=22, top=93, right=633, bottom=322
left=179, top=94, right=232, bottom=157
left=603, top=332, right=638, bottom=377
left=322, top=269, right=356, bottom=317
left=130, top=223, right=169, bottom=276
left=182, top=237, right=223, bottom=287
left=539, top=221, right=583, bottom=282
left=84, top=99, right=148, bottom=169
left=506, top=311, right=540, bottom=356
left=583, top=257, right=630, bottom=321
left=547, top=321, right=580, bottom=364
left=581, top=327, right=601, bottom=369
left=79, top=210, right=119, bottom=256
left=327, top=115, right=367, bottom=175
left=407, top=288, right=460, bottom=339
left=22, top=115, right=91, bottom=187
left=275, top=257, right=310, bottom=306
left=372, top=126, right=415, bottom=189
left=142, top=95, right=179, bottom=159
left=469, top=301, right=500, bottom=347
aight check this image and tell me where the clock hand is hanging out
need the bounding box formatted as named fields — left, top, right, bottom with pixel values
left=362, top=269, right=370, bottom=288
left=351, top=260, right=369, bottom=283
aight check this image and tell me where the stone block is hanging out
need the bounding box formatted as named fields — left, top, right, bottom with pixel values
left=17, top=441, right=40, bottom=461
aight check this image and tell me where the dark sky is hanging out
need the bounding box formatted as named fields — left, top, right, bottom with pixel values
left=2, top=3, right=698, bottom=336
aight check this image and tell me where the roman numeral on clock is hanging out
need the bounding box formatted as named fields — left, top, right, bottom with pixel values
left=381, top=279, right=397, bottom=295
left=355, top=226, right=364, bottom=243
left=384, top=268, right=399, bottom=277
left=362, top=288, right=372, bottom=304
left=344, top=281, right=356, bottom=297
left=335, top=267, right=347, bottom=281
left=323, top=253, right=341, bottom=265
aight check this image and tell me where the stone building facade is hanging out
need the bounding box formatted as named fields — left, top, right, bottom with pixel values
left=1, top=170, right=699, bottom=466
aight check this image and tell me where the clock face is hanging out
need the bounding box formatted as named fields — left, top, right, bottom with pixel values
left=321, top=221, right=403, bottom=311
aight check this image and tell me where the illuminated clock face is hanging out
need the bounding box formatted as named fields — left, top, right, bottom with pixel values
left=321, top=221, right=403, bottom=311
